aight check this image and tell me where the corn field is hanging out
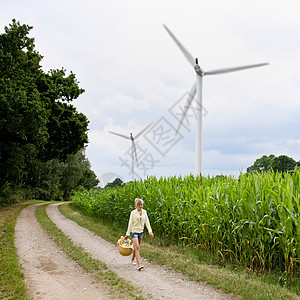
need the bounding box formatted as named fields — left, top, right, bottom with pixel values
left=74, top=170, right=300, bottom=275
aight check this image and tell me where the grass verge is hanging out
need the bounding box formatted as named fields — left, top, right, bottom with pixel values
left=35, top=203, right=146, bottom=300
left=0, top=202, right=36, bottom=300
left=60, top=203, right=300, bottom=300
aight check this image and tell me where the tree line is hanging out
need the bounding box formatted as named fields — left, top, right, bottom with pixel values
left=0, top=20, right=98, bottom=206
left=247, top=154, right=299, bottom=174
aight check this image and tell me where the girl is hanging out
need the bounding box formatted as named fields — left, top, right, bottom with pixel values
left=125, top=198, right=153, bottom=270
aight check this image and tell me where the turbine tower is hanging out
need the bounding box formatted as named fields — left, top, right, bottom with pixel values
left=109, top=121, right=153, bottom=181
left=163, top=24, right=268, bottom=176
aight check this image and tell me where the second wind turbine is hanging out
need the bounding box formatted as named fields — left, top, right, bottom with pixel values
left=163, top=24, right=269, bottom=176
left=109, top=122, right=153, bottom=181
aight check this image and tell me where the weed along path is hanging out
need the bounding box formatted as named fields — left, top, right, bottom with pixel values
left=14, top=204, right=113, bottom=300
left=47, top=203, right=239, bottom=300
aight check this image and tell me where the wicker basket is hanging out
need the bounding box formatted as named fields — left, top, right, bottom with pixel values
left=117, top=239, right=134, bottom=256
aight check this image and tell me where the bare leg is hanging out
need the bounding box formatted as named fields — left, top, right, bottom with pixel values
left=132, top=238, right=142, bottom=267
left=131, top=249, right=135, bottom=263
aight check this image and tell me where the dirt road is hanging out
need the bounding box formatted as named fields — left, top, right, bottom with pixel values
left=15, top=203, right=239, bottom=299
left=15, top=204, right=113, bottom=300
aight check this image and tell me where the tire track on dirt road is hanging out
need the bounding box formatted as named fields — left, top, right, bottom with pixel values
left=47, top=203, right=239, bottom=300
left=15, top=204, right=114, bottom=300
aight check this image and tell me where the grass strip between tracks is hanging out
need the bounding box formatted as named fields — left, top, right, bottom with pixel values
left=35, top=203, right=147, bottom=300
left=59, top=202, right=300, bottom=300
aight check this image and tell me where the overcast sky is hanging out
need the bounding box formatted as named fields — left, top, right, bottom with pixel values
left=2, top=0, right=300, bottom=185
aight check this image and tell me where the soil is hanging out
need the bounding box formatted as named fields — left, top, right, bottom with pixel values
left=15, top=203, right=240, bottom=300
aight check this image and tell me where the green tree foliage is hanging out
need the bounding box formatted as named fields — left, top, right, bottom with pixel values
left=37, top=68, right=88, bottom=161
left=0, top=20, right=48, bottom=188
left=247, top=154, right=297, bottom=173
left=77, top=168, right=100, bottom=191
left=34, top=159, right=65, bottom=201
left=0, top=20, right=95, bottom=204
left=61, top=150, right=94, bottom=201
left=271, top=155, right=297, bottom=172
left=34, top=149, right=99, bottom=201
left=105, top=178, right=123, bottom=189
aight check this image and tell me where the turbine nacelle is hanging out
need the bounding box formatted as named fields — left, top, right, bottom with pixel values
left=194, top=63, right=204, bottom=76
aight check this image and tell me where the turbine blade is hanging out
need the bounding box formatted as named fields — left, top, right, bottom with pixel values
left=163, top=24, right=195, bottom=67
left=108, top=131, right=130, bottom=140
left=205, top=63, right=269, bottom=75
left=176, top=82, right=197, bottom=134
left=135, top=121, right=154, bottom=139
left=133, top=141, right=139, bottom=167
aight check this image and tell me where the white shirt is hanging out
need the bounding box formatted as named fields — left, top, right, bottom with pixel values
left=126, top=208, right=152, bottom=236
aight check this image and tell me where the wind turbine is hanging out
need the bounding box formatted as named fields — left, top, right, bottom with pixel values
left=109, top=121, right=154, bottom=181
left=163, top=24, right=268, bottom=176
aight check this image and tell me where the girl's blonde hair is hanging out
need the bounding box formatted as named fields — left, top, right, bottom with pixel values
left=135, top=198, right=144, bottom=207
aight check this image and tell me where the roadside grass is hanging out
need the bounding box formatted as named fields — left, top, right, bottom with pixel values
left=35, top=203, right=147, bottom=300
left=60, top=203, right=300, bottom=300
left=0, top=202, right=36, bottom=300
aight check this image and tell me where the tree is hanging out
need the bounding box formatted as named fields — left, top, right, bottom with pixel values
left=32, top=149, right=99, bottom=201
left=77, top=168, right=99, bottom=191
left=0, top=20, right=88, bottom=200
left=271, top=155, right=296, bottom=173
left=60, top=149, right=99, bottom=201
left=0, top=19, right=48, bottom=188
left=105, top=178, right=123, bottom=189
left=34, top=159, right=65, bottom=201
left=0, top=20, right=90, bottom=203
left=37, top=68, right=88, bottom=161
left=246, top=155, right=275, bottom=173
left=247, top=154, right=296, bottom=173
